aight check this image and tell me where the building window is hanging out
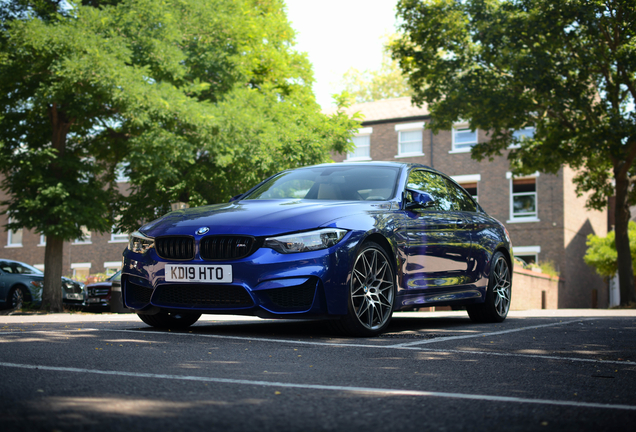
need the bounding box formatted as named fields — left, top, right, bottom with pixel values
left=507, top=172, right=539, bottom=222
left=110, top=228, right=129, bottom=243
left=116, top=162, right=130, bottom=183
left=71, top=262, right=91, bottom=281
left=452, top=126, right=478, bottom=152
left=103, top=261, right=121, bottom=276
left=73, top=226, right=92, bottom=244
left=514, top=246, right=541, bottom=267
left=38, top=235, right=46, bottom=247
left=460, top=183, right=478, bottom=202
left=395, top=122, right=424, bottom=157
left=510, top=127, right=535, bottom=148
left=6, top=219, right=23, bottom=247
left=451, top=174, right=481, bottom=202
left=346, top=127, right=372, bottom=161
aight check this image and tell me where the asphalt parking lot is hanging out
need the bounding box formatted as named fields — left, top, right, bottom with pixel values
left=0, top=309, right=635, bottom=432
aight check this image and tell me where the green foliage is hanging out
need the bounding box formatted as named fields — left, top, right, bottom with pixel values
left=0, top=0, right=358, bottom=310
left=341, top=35, right=412, bottom=103
left=585, top=222, right=636, bottom=277
left=392, top=0, right=636, bottom=204
left=0, top=0, right=358, bottom=237
left=393, top=0, right=636, bottom=305
left=535, top=261, right=559, bottom=279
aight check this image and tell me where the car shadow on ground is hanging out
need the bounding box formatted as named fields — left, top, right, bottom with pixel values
left=126, top=314, right=479, bottom=340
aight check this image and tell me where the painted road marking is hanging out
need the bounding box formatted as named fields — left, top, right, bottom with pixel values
left=388, top=319, right=594, bottom=347
left=0, top=362, right=634, bottom=411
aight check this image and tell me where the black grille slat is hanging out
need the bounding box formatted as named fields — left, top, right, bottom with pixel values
left=152, top=284, right=254, bottom=308
left=266, top=280, right=316, bottom=309
left=125, top=281, right=153, bottom=306
left=200, top=235, right=257, bottom=261
left=156, top=236, right=195, bottom=260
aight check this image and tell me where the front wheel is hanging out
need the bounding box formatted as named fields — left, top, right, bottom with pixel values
left=137, top=311, right=201, bottom=329
left=467, top=252, right=511, bottom=323
left=335, top=242, right=396, bottom=336
left=8, top=286, right=26, bottom=310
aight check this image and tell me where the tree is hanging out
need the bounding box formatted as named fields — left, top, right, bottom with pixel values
left=392, top=0, right=636, bottom=306
left=585, top=221, right=636, bottom=278
left=0, top=0, right=357, bottom=311
left=341, top=35, right=412, bottom=103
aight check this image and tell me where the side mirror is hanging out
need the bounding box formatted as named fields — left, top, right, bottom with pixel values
left=405, top=189, right=436, bottom=210
left=229, top=194, right=244, bottom=202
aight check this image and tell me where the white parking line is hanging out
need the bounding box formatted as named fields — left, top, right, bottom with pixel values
left=388, top=318, right=593, bottom=347
left=91, top=326, right=636, bottom=366
left=0, top=362, right=634, bottom=411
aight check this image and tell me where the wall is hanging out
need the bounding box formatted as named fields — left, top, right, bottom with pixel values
left=561, top=166, right=608, bottom=308
left=511, top=267, right=561, bottom=310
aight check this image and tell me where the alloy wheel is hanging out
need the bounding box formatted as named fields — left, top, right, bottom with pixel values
left=350, top=247, right=395, bottom=330
left=492, top=256, right=511, bottom=317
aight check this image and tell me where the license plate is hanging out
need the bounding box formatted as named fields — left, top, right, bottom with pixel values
left=165, top=264, right=232, bottom=283
left=66, top=293, right=83, bottom=300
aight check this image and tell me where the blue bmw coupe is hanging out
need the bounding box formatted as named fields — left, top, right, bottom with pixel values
left=121, top=162, right=512, bottom=336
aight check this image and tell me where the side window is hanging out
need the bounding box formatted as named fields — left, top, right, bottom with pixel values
left=445, top=179, right=477, bottom=212
left=406, top=170, right=452, bottom=211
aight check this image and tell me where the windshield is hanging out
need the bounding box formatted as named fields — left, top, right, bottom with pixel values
left=244, top=166, right=400, bottom=201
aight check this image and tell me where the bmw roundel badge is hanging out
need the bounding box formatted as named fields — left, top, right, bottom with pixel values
left=196, top=227, right=210, bottom=235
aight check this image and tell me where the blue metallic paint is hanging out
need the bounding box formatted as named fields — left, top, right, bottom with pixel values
left=121, top=162, right=511, bottom=321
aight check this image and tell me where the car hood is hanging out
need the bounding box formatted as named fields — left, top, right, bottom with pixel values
left=140, top=200, right=389, bottom=237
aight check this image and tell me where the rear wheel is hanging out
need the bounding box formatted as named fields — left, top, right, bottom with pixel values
left=137, top=311, right=201, bottom=329
left=335, top=242, right=396, bottom=336
left=467, top=252, right=511, bottom=323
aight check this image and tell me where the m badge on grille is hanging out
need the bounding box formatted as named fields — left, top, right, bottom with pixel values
left=196, top=227, right=210, bottom=235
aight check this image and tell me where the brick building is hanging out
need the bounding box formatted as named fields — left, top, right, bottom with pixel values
left=330, top=97, right=608, bottom=308
left=1, top=96, right=609, bottom=307
left=0, top=180, right=130, bottom=282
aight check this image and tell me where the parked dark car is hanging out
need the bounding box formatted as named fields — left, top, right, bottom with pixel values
left=121, top=162, right=513, bottom=336
left=84, top=271, right=121, bottom=311
left=0, top=259, right=85, bottom=309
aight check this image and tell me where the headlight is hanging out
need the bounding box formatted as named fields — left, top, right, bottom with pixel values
left=128, top=231, right=155, bottom=254
left=265, top=228, right=347, bottom=254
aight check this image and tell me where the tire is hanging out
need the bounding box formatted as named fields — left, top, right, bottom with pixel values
left=334, top=242, right=396, bottom=336
left=467, top=251, right=511, bottom=323
left=137, top=311, right=201, bottom=329
left=7, top=286, right=26, bottom=310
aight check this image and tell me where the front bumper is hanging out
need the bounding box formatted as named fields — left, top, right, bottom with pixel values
left=121, top=234, right=361, bottom=318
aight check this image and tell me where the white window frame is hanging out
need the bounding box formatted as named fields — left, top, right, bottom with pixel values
left=38, top=235, right=46, bottom=247
left=6, top=218, right=23, bottom=248
left=345, top=127, right=372, bottom=161
left=514, top=246, right=541, bottom=266
left=71, top=262, right=91, bottom=279
left=103, top=261, right=122, bottom=276
left=394, top=122, right=425, bottom=158
left=451, top=174, right=481, bottom=202
left=507, top=172, right=540, bottom=223
left=116, top=162, right=130, bottom=183
left=509, top=126, right=536, bottom=149
left=450, top=123, right=478, bottom=153
left=73, top=226, right=92, bottom=244
left=110, top=227, right=129, bottom=243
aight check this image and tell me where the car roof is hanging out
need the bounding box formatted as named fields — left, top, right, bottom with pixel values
left=304, top=161, right=431, bottom=169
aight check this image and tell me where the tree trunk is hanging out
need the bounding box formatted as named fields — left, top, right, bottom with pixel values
left=41, top=236, right=65, bottom=312
left=613, top=175, right=636, bottom=306
left=41, top=103, right=72, bottom=313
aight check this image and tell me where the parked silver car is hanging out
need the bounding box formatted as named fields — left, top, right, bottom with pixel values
left=0, top=259, right=85, bottom=309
